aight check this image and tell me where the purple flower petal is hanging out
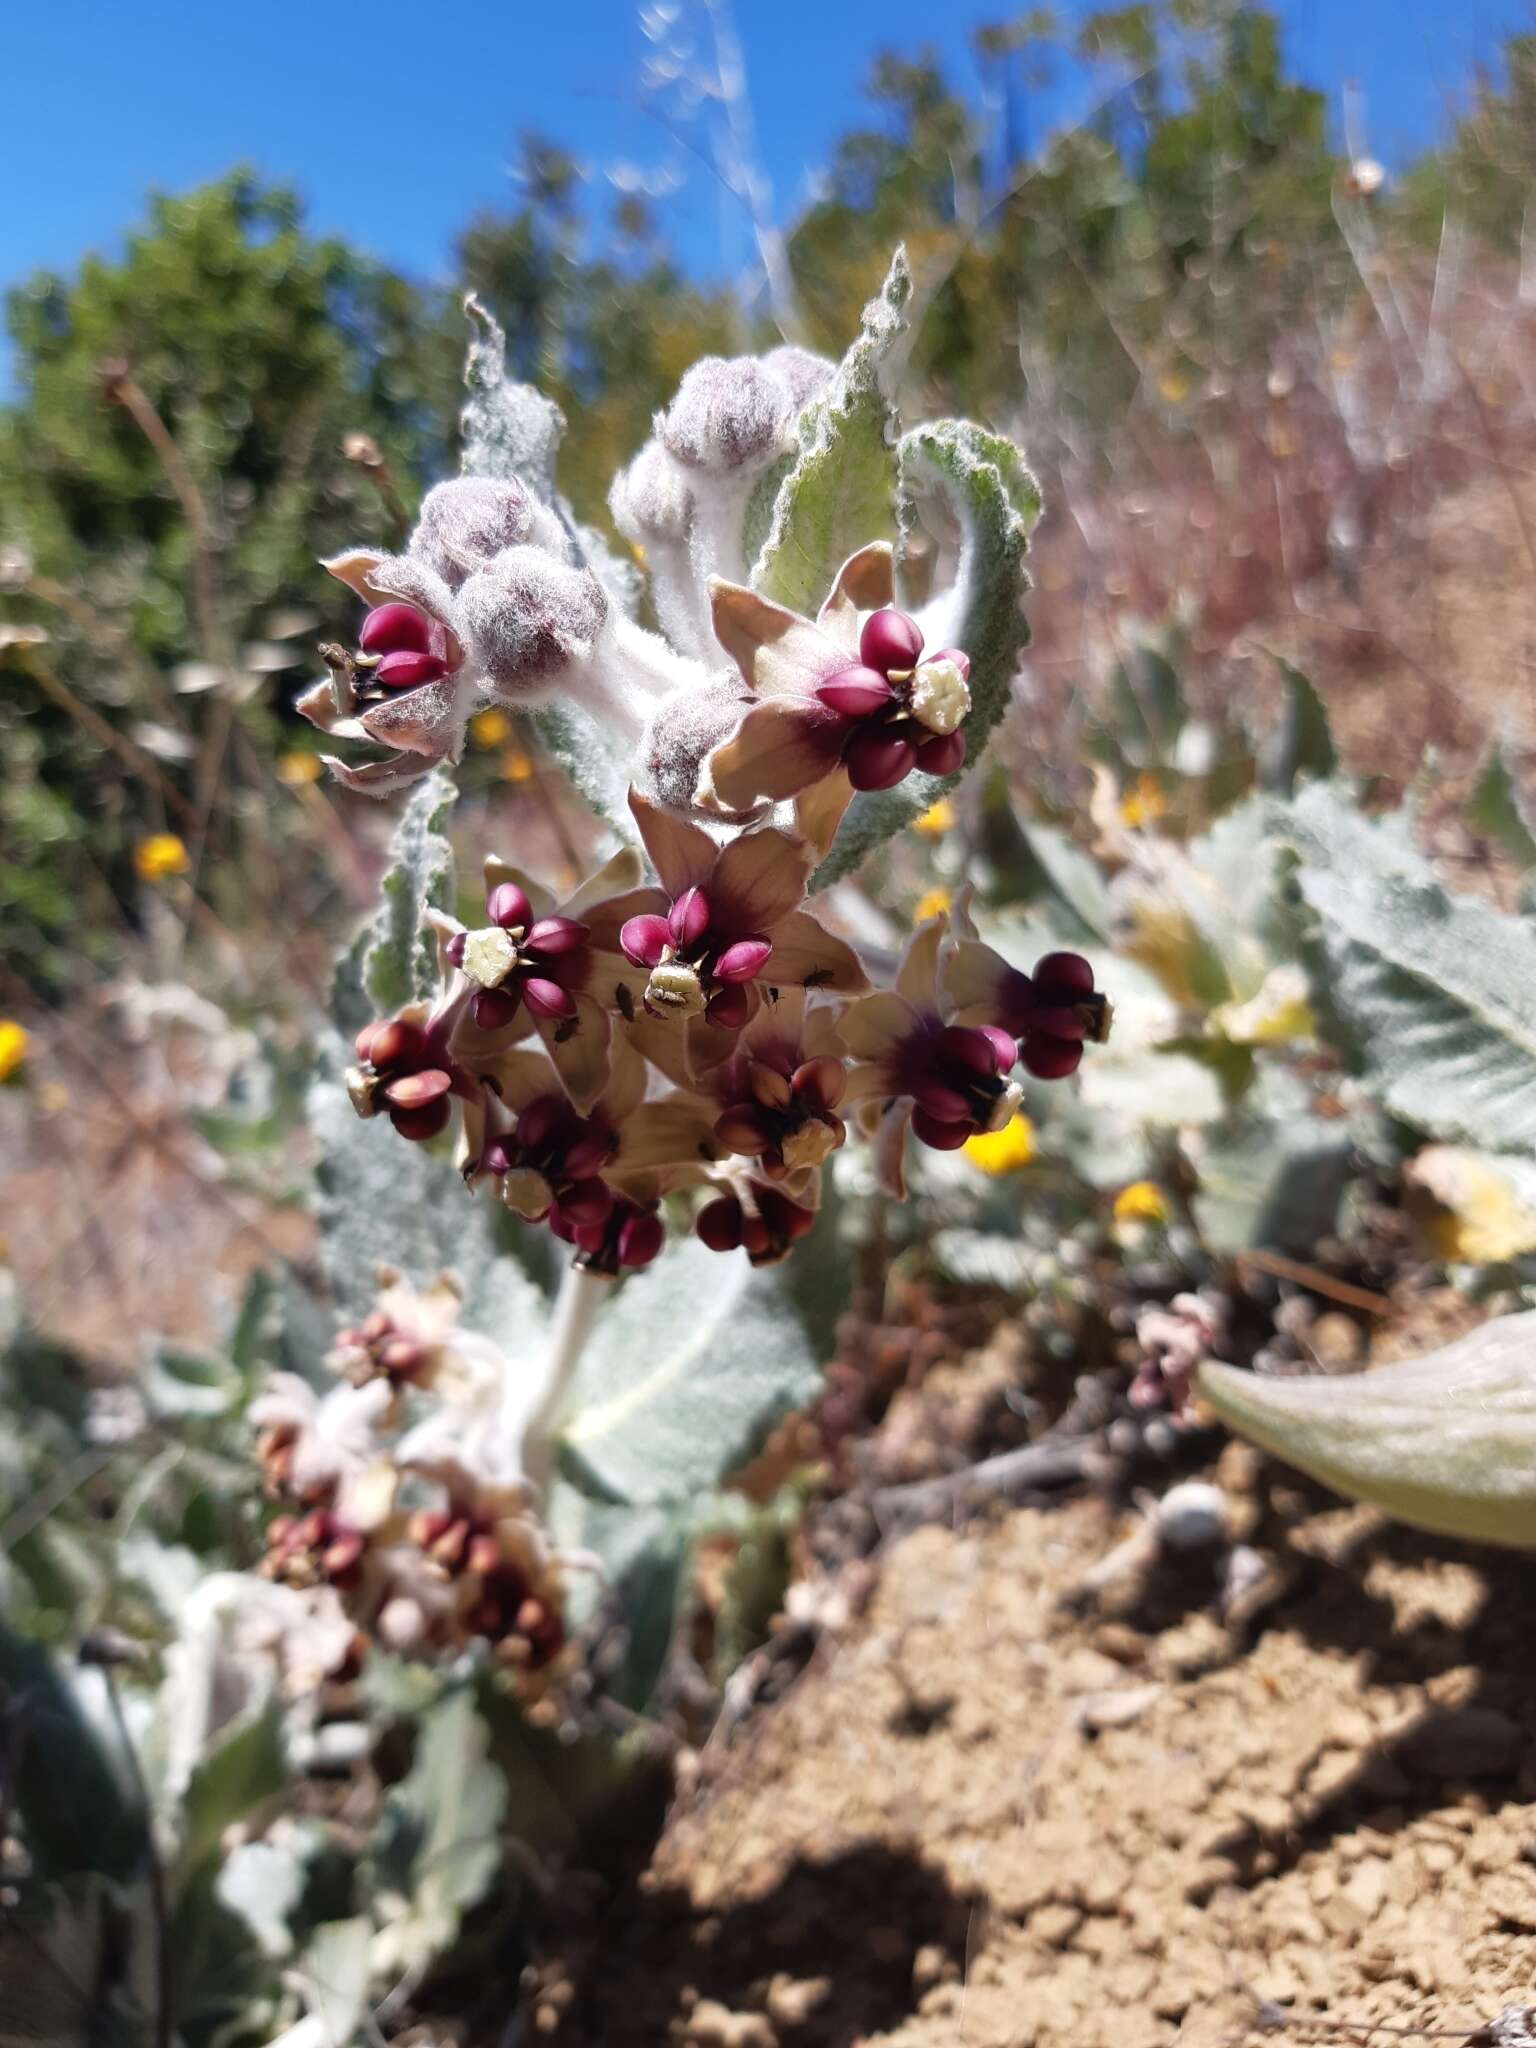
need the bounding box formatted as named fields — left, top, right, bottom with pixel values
left=620, top=914, right=674, bottom=968
left=713, top=936, right=774, bottom=984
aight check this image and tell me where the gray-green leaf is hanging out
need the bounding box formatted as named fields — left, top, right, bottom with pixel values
left=558, top=1239, right=825, bottom=1505
left=330, top=768, right=456, bottom=1037
left=1288, top=781, right=1536, bottom=1152
left=751, top=249, right=910, bottom=616
left=812, top=416, right=1041, bottom=888
left=1200, top=1309, right=1536, bottom=1547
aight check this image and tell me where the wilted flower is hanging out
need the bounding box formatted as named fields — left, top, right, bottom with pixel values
left=250, top=1373, right=393, bottom=1502
left=327, top=1268, right=502, bottom=1396
left=1131, top=1293, right=1223, bottom=1413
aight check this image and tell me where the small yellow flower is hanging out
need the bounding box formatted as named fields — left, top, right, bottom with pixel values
left=963, top=1113, right=1035, bottom=1175
left=1157, top=370, right=1191, bottom=404
left=0, top=1020, right=29, bottom=1083
left=914, top=797, right=955, bottom=837
left=1119, top=772, right=1167, bottom=830
left=500, top=747, right=536, bottom=785
left=913, top=886, right=952, bottom=924
left=470, top=708, right=513, bottom=750
left=134, top=833, right=190, bottom=883
left=276, top=749, right=323, bottom=787
left=1114, top=1180, right=1170, bottom=1227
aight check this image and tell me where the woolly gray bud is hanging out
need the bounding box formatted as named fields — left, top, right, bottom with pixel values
left=458, top=545, right=608, bottom=692
left=659, top=356, right=793, bottom=473
left=610, top=440, right=694, bottom=545
left=640, top=674, right=766, bottom=823
left=411, top=478, right=558, bottom=589
left=762, top=345, right=834, bottom=412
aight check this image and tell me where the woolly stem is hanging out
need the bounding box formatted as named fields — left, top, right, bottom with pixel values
left=517, top=1262, right=609, bottom=1495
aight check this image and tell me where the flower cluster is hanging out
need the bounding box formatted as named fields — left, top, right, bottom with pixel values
left=311, top=328, right=1110, bottom=1273
left=250, top=1270, right=575, bottom=1700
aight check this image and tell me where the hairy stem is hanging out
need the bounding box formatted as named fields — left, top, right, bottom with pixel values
left=517, top=1263, right=610, bottom=1494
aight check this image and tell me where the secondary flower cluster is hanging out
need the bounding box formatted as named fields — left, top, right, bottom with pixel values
left=250, top=1270, right=574, bottom=1699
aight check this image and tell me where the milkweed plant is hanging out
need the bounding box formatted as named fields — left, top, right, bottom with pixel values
left=284, top=251, right=1111, bottom=1703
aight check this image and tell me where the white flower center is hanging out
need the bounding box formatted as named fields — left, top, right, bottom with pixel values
left=501, top=1167, right=555, bottom=1219
left=781, top=1120, right=839, bottom=1172
left=462, top=926, right=519, bottom=989
left=908, top=657, right=971, bottom=736
left=982, top=1079, right=1024, bottom=1133
left=646, top=960, right=707, bottom=1017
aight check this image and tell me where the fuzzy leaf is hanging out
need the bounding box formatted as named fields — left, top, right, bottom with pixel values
left=1200, top=1310, right=1536, bottom=1547
left=330, top=768, right=456, bottom=1037
left=369, top=1688, right=506, bottom=1975
left=558, top=1238, right=826, bottom=1505
left=175, top=1701, right=286, bottom=1886
left=1465, top=737, right=1536, bottom=872
left=752, top=250, right=910, bottom=617
left=1265, top=660, right=1336, bottom=794
left=1288, top=781, right=1536, bottom=1151
left=812, top=418, right=1040, bottom=888
left=1191, top=1075, right=1353, bottom=1256
left=460, top=296, right=565, bottom=502
left=309, top=1043, right=553, bottom=1337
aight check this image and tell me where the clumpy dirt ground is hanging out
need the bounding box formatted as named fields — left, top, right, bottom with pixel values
left=533, top=1408, right=1536, bottom=2046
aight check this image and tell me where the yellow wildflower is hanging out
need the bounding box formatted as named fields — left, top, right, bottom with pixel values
left=1119, top=772, right=1167, bottom=830
left=276, top=750, right=322, bottom=787
left=470, top=708, right=513, bottom=750
left=134, top=833, right=190, bottom=883
left=1157, top=370, right=1191, bottom=404
left=500, top=747, right=536, bottom=785
left=1114, top=1181, right=1170, bottom=1227
left=914, top=886, right=952, bottom=924
left=914, top=797, right=955, bottom=837
left=0, top=1020, right=29, bottom=1083
left=963, top=1113, right=1035, bottom=1176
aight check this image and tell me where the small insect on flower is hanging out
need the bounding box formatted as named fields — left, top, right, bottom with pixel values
left=963, top=1113, right=1035, bottom=1176
left=134, top=833, right=190, bottom=883
left=0, top=1019, right=29, bottom=1084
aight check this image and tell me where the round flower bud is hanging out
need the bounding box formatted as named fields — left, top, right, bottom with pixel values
left=761, top=345, right=834, bottom=411
left=618, top=1210, right=665, bottom=1268
left=411, top=478, right=540, bottom=590
left=660, top=356, right=793, bottom=473
left=458, top=548, right=608, bottom=693
left=610, top=440, right=694, bottom=545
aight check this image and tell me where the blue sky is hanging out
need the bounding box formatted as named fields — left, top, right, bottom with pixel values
left=0, top=0, right=1528, bottom=337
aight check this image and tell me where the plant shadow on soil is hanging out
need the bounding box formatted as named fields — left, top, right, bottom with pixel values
left=557, top=1840, right=985, bottom=2046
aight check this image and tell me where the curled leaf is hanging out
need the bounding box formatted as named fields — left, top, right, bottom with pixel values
left=1200, top=1312, right=1536, bottom=1548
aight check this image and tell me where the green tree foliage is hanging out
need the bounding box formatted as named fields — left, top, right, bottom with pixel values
left=0, top=173, right=457, bottom=981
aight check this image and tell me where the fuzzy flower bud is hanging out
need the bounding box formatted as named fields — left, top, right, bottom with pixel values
left=458, top=547, right=608, bottom=696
